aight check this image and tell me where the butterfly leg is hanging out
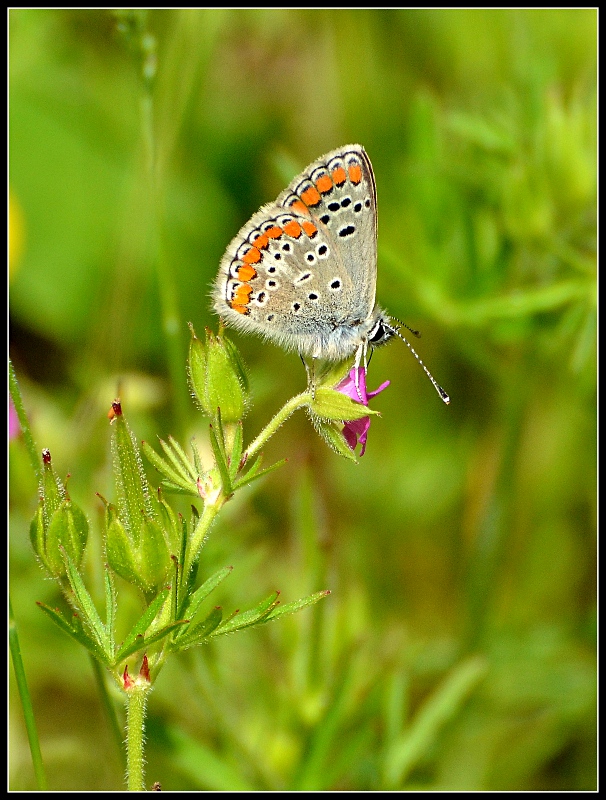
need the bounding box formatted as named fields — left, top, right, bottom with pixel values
left=301, top=355, right=317, bottom=399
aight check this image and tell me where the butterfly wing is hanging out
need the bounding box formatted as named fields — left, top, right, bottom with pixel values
left=213, top=144, right=378, bottom=360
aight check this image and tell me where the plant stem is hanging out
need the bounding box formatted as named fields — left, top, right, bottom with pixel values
left=125, top=685, right=148, bottom=791
left=246, top=391, right=312, bottom=461
left=183, top=502, right=222, bottom=589
left=9, top=597, right=48, bottom=790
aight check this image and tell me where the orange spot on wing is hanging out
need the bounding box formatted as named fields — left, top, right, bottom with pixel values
left=283, top=220, right=302, bottom=238
left=348, top=164, right=362, bottom=184
left=302, top=220, right=318, bottom=237
left=301, top=186, right=321, bottom=206
left=236, top=264, right=257, bottom=281
left=232, top=284, right=253, bottom=306
left=264, top=225, right=283, bottom=239
left=242, top=247, right=261, bottom=264
left=331, top=166, right=347, bottom=185
left=230, top=304, right=249, bottom=315
left=289, top=199, right=309, bottom=215
left=315, top=174, right=333, bottom=194
left=252, top=233, right=269, bottom=250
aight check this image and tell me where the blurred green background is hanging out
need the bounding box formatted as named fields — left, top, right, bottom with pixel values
left=9, top=9, right=596, bottom=791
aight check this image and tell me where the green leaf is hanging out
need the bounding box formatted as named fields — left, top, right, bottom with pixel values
left=176, top=565, right=233, bottom=633
left=191, top=438, right=205, bottom=478
left=117, top=620, right=188, bottom=662
left=114, top=588, right=171, bottom=663
left=104, top=569, right=117, bottom=655
left=142, top=440, right=189, bottom=491
left=157, top=494, right=182, bottom=555
left=229, top=421, right=244, bottom=480
left=310, top=387, right=378, bottom=421
left=209, top=422, right=232, bottom=497
left=209, top=591, right=281, bottom=637
left=161, top=436, right=198, bottom=483
left=261, top=590, right=331, bottom=623
left=173, top=606, right=223, bottom=649
left=61, top=548, right=110, bottom=657
left=159, top=480, right=198, bottom=496
left=232, top=458, right=287, bottom=491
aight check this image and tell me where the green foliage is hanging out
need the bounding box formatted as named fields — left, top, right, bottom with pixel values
left=9, top=8, right=596, bottom=792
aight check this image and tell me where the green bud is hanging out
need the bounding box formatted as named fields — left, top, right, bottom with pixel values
left=45, top=500, right=89, bottom=577
left=30, top=498, right=89, bottom=578
left=40, top=449, right=65, bottom=528
left=106, top=403, right=172, bottom=596
left=29, top=503, right=47, bottom=567
left=29, top=450, right=89, bottom=578
left=188, top=324, right=249, bottom=422
left=110, top=401, right=156, bottom=541
left=105, top=503, right=170, bottom=596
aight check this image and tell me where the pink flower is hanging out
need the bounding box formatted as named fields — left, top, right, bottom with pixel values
left=335, top=367, right=390, bottom=456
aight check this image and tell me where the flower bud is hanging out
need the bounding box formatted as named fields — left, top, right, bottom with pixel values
left=106, top=404, right=171, bottom=596
left=188, top=324, right=249, bottom=422
left=29, top=450, right=89, bottom=577
left=105, top=503, right=170, bottom=596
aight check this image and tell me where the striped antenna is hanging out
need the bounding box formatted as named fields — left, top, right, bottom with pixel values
left=389, top=319, right=450, bottom=404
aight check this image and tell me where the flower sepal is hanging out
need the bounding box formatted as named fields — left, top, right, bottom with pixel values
left=309, top=387, right=380, bottom=422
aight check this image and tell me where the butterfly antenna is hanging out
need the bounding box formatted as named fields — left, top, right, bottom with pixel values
left=391, top=316, right=422, bottom=339
left=389, top=321, right=450, bottom=404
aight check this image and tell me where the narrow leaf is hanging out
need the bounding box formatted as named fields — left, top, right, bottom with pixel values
left=261, top=590, right=331, bottom=623
left=104, top=569, right=117, bottom=655
left=159, top=480, right=197, bottom=496
left=117, top=620, right=189, bottom=662
left=142, top=441, right=190, bottom=491
left=209, top=592, right=281, bottom=637
left=232, top=458, right=287, bottom=491
left=61, top=548, right=109, bottom=655
left=112, top=413, right=155, bottom=535
left=173, top=606, right=223, bottom=649
left=159, top=436, right=194, bottom=483
left=168, top=436, right=199, bottom=482
left=191, top=438, right=205, bottom=478
left=209, top=423, right=232, bottom=496
left=176, top=565, right=233, bottom=633
left=114, top=588, right=170, bottom=663
left=229, top=421, right=244, bottom=480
